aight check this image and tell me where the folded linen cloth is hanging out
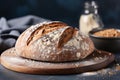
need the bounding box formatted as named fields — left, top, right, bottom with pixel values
left=0, top=15, right=49, bottom=53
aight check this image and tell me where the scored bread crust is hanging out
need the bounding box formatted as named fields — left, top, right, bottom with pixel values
left=15, top=21, right=94, bottom=62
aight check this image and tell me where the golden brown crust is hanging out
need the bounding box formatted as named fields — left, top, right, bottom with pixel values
left=57, top=27, right=75, bottom=48
left=15, top=21, right=95, bottom=62
left=27, top=22, right=67, bottom=45
left=15, top=21, right=67, bottom=56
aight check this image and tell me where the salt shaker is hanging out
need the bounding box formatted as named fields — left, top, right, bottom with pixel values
left=79, top=1, right=104, bottom=35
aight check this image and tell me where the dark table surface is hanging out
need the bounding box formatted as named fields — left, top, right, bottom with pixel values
left=1, top=53, right=120, bottom=80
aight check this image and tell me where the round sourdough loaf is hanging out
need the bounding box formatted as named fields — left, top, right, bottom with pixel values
left=15, top=21, right=94, bottom=62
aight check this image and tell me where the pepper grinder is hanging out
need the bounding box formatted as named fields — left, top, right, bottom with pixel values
left=79, top=1, right=104, bottom=35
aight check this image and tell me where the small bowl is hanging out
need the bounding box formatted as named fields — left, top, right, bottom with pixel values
left=89, top=28, right=120, bottom=53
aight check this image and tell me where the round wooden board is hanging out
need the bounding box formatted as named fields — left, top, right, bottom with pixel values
left=0, top=48, right=114, bottom=75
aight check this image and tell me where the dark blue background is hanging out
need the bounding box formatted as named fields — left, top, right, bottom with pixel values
left=0, top=0, right=120, bottom=27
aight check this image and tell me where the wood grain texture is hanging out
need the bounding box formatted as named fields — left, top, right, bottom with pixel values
left=1, top=48, right=114, bottom=74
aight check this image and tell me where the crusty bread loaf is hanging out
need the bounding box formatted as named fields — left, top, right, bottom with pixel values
left=15, top=21, right=94, bottom=62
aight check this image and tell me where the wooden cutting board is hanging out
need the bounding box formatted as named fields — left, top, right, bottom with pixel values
left=0, top=48, right=114, bottom=74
